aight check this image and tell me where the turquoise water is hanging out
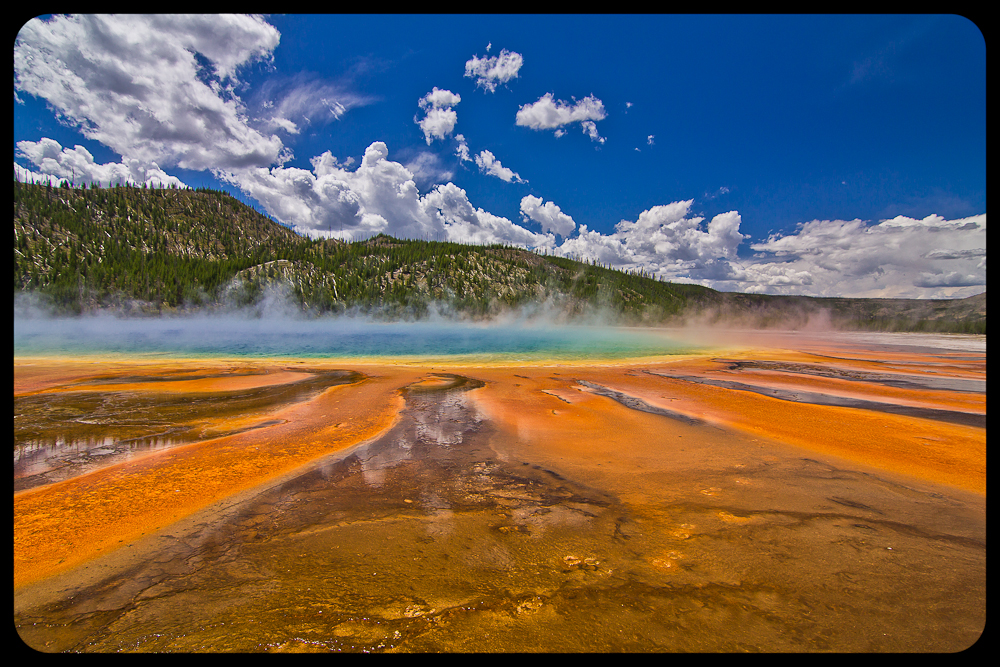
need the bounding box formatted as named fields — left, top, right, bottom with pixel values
left=13, top=315, right=701, bottom=361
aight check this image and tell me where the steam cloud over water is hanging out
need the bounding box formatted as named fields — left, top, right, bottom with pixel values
left=15, top=283, right=985, bottom=360
left=13, top=310, right=701, bottom=361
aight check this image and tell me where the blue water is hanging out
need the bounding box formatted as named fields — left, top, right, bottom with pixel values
left=13, top=315, right=702, bottom=361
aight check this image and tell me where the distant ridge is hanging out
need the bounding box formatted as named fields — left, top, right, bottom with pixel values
left=13, top=178, right=986, bottom=334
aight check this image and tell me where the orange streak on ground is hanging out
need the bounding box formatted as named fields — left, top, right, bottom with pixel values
left=675, top=363, right=985, bottom=415
left=466, top=370, right=693, bottom=507
left=407, top=374, right=460, bottom=389
left=459, top=348, right=985, bottom=497
left=14, top=360, right=128, bottom=396
left=580, top=365, right=984, bottom=494
left=50, top=369, right=318, bottom=395
left=13, top=365, right=424, bottom=590
left=626, top=348, right=985, bottom=415
left=14, top=358, right=252, bottom=396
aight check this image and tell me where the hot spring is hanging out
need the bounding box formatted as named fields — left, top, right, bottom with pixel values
left=13, top=314, right=704, bottom=361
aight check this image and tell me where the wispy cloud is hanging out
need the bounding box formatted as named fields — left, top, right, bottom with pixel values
left=404, top=151, right=454, bottom=190
left=250, top=72, right=374, bottom=136
left=474, top=150, right=526, bottom=184
left=704, top=186, right=730, bottom=200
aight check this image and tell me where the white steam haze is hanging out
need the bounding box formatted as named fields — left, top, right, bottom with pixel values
left=13, top=15, right=985, bottom=300
left=13, top=288, right=713, bottom=362
left=15, top=287, right=985, bottom=365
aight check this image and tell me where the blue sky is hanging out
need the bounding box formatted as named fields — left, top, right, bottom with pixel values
left=14, top=14, right=986, bottom=298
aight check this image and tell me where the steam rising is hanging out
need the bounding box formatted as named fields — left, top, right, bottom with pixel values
left=13, top=290, right=701, bottom=361
left=15, top=280, right=984, bottom=362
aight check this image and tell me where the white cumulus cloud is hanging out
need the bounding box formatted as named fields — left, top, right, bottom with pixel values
left=743, top=213, right=987, bottom=298
left=417, top=108, right=459, bottom=145
left=546, top=206, right=986, bottom=298
left=612, top=202, right=744, bottom=264
left=16, top=138, right=188, bottom=189
left=425, top=183, right=555, bottom=249
left=455, top=134, right=472, bottom=163
left=419, top=87, right=462, bottom=110
left=547, top=200, right=748, bottom=282
left=464, top=48, right=523, bottom=93
left=14, top=14, right=286, bottom=172
left=556, top=224, right=632, bottom=266
left=515, top=93, right=607, bottom=142
left=220, top=141, right=554, bottom=250
left=415, top=87, right=461, bottom=144
left=520, top=195, right=576, bottom=237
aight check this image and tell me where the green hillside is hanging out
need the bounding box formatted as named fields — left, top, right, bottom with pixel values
left=13, top=178, right=985, bottom=333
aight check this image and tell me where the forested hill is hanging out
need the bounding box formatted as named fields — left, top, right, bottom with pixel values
left=13, top=178, right=986, bottom=333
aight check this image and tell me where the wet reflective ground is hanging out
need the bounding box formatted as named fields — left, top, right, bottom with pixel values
left=14, top=353, right=985, bottom=652
left=14, top=369, right=360, bottom=492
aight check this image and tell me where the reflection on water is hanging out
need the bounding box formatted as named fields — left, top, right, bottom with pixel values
left=822, top=331, right=987, bottom=352
left=15, top=434, right=183, bottom=491
left=13, top=369, right=361, bottom=491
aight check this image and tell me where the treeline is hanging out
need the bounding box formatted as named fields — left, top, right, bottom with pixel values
left=13, top=178, right=716, bottom=319
left=14, top=177, right=303, bottom=312
left=12, top=177, right=985, bottom=332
